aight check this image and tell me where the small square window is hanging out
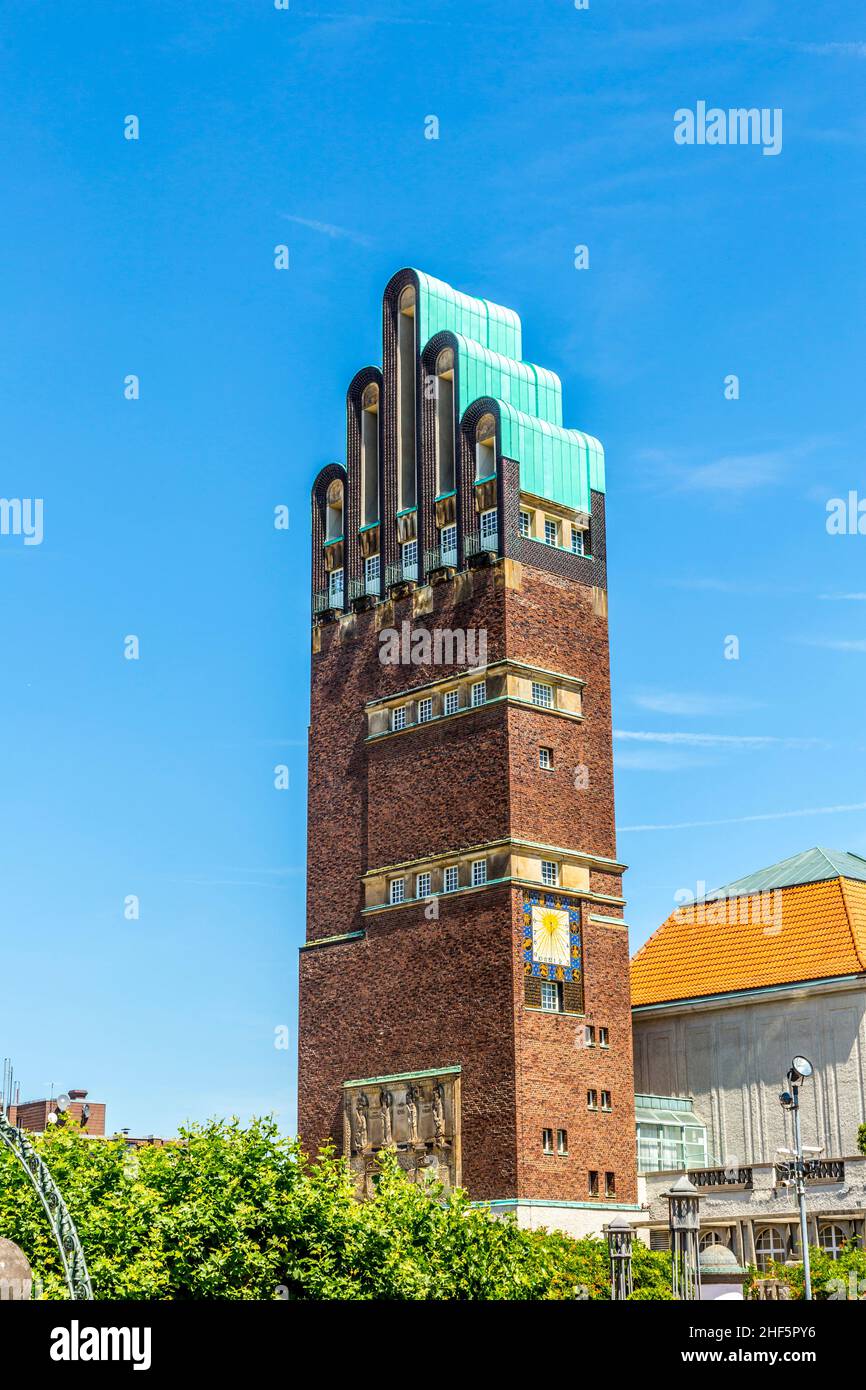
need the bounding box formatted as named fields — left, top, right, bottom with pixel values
left=540, top=980, right=563, bottom=1013
left=416, top=872, right=431, bottom=899
left=402, top=539, right=418, bottom=580
left=364, top=554, right=380, bottom=593
left=570, top=527, right=584, bottom=556
left=605, top=1172, right=616, bottom=1198
left=471, top=859, right=487, bottom=887
left=587, top=1089, right=598, bottom=1110
left=444, top=689, right=460, bottom=717
left=584, top=1025, right=596, bottom=1047
left=557, top=1129, right=568, bottom=1156
left=519, top=509, right=531, bottom=537
left=542, top=1128, right=554, bottom=1155
left=544, top=518, right=558, bottom=547
left=599, top=1026, right=609, bottom=1048
left=470, top=680, right=486, bottom=708
left=443, top=865, right=459, bottom=893
left=389, top=878, right=405, bottom=905
left=440, top=523, right=457, bottom=565
left=588, top=1170, right=599, bottom=1197
left=391, top=706, right=407, bottom=731
left=601, top=1091, right=612, bottom=1112
left=417, top=697, right=433, bottom=723
left=480, top=508, right=498, bottom=551
left=539, top=746, right=554, bottom=770
left=531, top=682, right=554, bottom=709
left=541, top=860, right=558, bottom=887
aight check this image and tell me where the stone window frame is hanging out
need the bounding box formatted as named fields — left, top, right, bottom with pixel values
left=540, top=980, right=563, bottom=1013
left=541, top=859, right=559, bottom=887
left=365, top=659, right=584, bottom=742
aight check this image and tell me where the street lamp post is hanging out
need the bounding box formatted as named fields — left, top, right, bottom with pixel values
left=605, top=1215, right=634, bottom=1301
left=779, top=1056, right=813, bottom=1302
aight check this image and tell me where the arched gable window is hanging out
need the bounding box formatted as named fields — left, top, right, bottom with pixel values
left=397, top=285, right=417, bottom=510
left=361, top=383, right=379, bottom=526
left=434, top=347, right=455, bottom=497
left=326, top=479, right=344, bottom=541
left=475, top=411, right=497, bottom=482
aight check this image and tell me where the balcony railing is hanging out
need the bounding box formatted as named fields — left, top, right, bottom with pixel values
left=774, top=1159, right=845, bottom=1185
left=425, top=546, right=457, bottom=572
left=689, top=1166, right=754, bottom=1190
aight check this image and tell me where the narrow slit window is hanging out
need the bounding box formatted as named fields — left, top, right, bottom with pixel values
left=475, top=412, right=496, bottom=481
left=361, top=383, right=379, bottom=526
left=397, top=285, right=416, bottom=510
left=435, top=347, right=455, bottom=497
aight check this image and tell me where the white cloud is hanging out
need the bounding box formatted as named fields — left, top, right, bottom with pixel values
left=799, top=637, right=866, bottom=653
left=631, top=691, right=762, bottom=717
left=281, top=214, right=372, bottom=248
left=614, top=730, right=820, bottom=749
left=620, top=801, right=866, bottom=833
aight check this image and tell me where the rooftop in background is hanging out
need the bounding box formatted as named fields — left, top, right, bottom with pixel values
left=631, top=848, right=866, bottom=1008
left=707, top=846, right=866, bottom=899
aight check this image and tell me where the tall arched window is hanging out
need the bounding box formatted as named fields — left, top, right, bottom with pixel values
left=325, top=479, right=344, bottom=541
left=361, top=383, right=379, bottom=526
left=397, top=285, right=416, bottom=510
left=434, top=347, right=455, bottom=496
left=475, top=411, right=496, bottom=482
left=755, top=1226, right=789, bottom=1271
left=819, top=1224, right=847, bottom=1258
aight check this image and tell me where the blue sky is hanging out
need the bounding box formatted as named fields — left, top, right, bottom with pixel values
left=1, top=1, right=864, bottom=1137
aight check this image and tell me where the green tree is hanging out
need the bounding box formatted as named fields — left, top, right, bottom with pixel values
left=0, top=1121, right=672, bottom=1300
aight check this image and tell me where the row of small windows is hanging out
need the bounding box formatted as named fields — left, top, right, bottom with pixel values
left=519, top=507, right=586, bottom=555
left=388, top=858, right=488, bottom=905
left=391, top=680, right=487, bottom=731
left=587, top=1090, right=613, bottom=1111
left=326, top=502, right=588, bottom=610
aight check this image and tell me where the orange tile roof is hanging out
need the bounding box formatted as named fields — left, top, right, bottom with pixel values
left=630, top=876, right=866, bottom=1007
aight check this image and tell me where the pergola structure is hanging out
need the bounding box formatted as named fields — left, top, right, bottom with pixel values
left=0, top=1108, right=93, bottom=1300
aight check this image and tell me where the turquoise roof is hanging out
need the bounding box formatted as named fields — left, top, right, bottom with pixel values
left=413, top=270, right=522, bottom=359
left=708, top=847, right=866, bottom=900
left=408, top=269, right=605, bottom=509
left=497, top=403, right=604, bottom=513
left=449, top=335, right=562, bottom=424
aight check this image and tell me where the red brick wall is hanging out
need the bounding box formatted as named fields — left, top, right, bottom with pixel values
left=298, top=884, right=518, bottom=1197
left=300, top=560, right=636, bottom=1207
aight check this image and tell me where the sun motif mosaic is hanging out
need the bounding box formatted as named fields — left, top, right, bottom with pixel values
left=521, top=890, right=582, bottom=982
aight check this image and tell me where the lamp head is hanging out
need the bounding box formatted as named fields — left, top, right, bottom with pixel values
left=789, top=1056, right=813, bottom=1084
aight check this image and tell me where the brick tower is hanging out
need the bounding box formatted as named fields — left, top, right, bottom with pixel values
left=299, top=269, right=637, bottom=1233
